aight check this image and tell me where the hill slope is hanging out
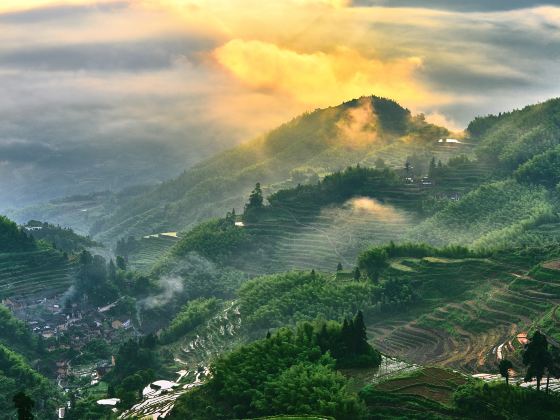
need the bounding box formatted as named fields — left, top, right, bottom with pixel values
left=87, top=96, right=455, bottom=243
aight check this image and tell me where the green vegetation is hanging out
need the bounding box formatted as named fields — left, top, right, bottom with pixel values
left=408, top=180, right=554, bottom=249
left=515, top=144, right=560, bottom=188
left=238, top=271, right=380, bottom=330
left=0, top=215, right=34, bottom=252
left=170, top=317, right=380, bottom=420
left=172, top=217, right=250, bottom=261
left=454, top=381, right=560, bottom=419
left=0, top=305, right=38, bottom=357
left=85, top=96, right=453, bottom=243
left=24, top=220, right=97, bottom=252
left=159, top=298, right=222, bottom=344
left=0, top=343, right=61, bottom=418
left=0, top=246, right=75, bottom=300
left=470, top=97, right=560, bottom=171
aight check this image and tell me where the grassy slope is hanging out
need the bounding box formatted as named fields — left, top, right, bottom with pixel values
left=0, top=245, right=75, bottom=300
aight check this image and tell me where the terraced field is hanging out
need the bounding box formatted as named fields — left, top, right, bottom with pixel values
left=367, top=256, right=560, bottom=373
left=374, top=366, right=467, bottom=404
left=0, top=248, right=75, bottom=299
left=237, top=195, right=419, bottom=276
left=127, top=236, right=178, bottom=272
left=121, top=302, right=242, bottom=419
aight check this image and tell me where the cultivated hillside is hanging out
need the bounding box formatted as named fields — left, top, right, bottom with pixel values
left=88, top=96, right=455, bottom=243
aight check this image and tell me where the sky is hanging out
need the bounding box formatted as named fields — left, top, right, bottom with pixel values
left=1, top=0, right=560, bottom=208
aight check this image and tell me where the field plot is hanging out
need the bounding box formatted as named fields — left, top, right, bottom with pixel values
left=127, top=236, right=178, bottom=272
left=374, top=367, right=467, bottom=404
left=367, top=257, right=560, bottom=373
left=0, top=249, right=75, bottom=299
left=239, top=197, right=418, bottom=275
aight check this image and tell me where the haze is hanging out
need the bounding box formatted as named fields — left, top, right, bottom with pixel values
left=1, top=0, right=559, bottom=209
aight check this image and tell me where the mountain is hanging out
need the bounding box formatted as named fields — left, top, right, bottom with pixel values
left=35, top=96, right=455, bottom=244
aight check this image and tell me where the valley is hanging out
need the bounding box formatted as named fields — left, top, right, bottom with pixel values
left=3, top=96, right=560, bottom=419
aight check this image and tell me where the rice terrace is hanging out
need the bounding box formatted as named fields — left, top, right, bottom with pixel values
left=3, top=2, right=560, bottom=419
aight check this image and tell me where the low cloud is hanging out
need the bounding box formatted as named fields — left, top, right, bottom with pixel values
left=214, top=39, right=449, bottom=109
left=347, top=197, right=406, bottom=223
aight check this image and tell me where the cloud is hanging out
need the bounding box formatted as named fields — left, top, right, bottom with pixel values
left=0, top=36, right=214, bottom=72
left=214, top=39, right=449, bottom=109
left=354, top=0, right=554, bottom=12
left=0, top=2, right=127, bottom=23
left=2, top=0, right=560, bottom=211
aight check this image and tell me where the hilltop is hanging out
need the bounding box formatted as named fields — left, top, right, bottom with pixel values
left=12, top=96, right=459, bottom=244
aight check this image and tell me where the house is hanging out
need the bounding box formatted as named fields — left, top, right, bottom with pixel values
left=420, top=177, right=433, bottom=186
left=111, top=320, right=123, bottom=329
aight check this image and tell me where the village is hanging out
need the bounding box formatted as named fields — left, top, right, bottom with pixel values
left=2, top=294, right=137, bottom=395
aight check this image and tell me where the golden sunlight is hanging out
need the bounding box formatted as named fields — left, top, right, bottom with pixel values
left=214, top=39, right=449, bottom=109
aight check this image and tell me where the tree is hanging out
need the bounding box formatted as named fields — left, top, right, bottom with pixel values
left=244, top=183, right=265, bottom=222
left=499, top=359, right=513, bottom=386
left=374, top=157, right=386, bottom=169
left=352, top=311, right=368, bottom=353
left=13, top=391, right=34, bottom=420
left=546, top=347, right=560, bottom=394
left=353, top=267, right=361, bottom=281
left=337, top=262, right=343, bottom=271
left=429, top=156, right=437, bottom=178
left=358, top=247, right=389, bottom=283
left=116, top=256, right=127, bottom=271
left=247, top=183, right=263, bottom=209
left=108, top=259, right=117, bottom=283
left=523, top=331, right=551, bottom=390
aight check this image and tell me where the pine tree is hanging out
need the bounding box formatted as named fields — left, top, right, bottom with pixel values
left=248, top=183, right=264, bottom=209
left=429, top=157, right=436, bottom=178
left=337, top=262, right=343, bottom=271
left=499, top=359, right=513, bottom=386
left=13, top=392, right=34, bottom=420
left=353, top=267, right=361, bottom=280
left=523, top=331, right=551, bottom=390
left=353, top=311, right=368, bottom=354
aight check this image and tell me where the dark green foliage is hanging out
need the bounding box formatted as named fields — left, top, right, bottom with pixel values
left=0, top=344, right=60, bottom=418
left=116, top=369, right=156, bottom=408
left=409, top=180, right=552, bottom=249
left=0, top=304, right=37, bottom=356
left=0, top=215, right=34, bottom=252
left=471, top=98, right=560, bottom=170
left=24, top=220, right=96, bottom=252
left=322, top=312, right=381, bottom=369
left=453, top=381, right=560, bottom=419
left=13, top=391, right=34, bottom=420
left=75, top=250, right=119, bottom=306
left=244, top=183, right=265, bottom=222
left=73, top=338, right=112, bottom=364
left=268, top=166, right=401, bottom=210
left=357, top=247, right=389, bottom=282
left=372, top=241, right=473, bottom=259
left=360, top=387, right=454, bottom=419
left=172, top=218, right=250, bottom=261
left=515, top=145, right=560, bottom=188
left=111, top=336, right=159, bottom=382
left=159, top=298, right=222, bottom=344
left=523, top=331, right=551, bottom=390
left=238, top=271, right=381, bottom=330
left=498, top=359, right=513, bottom=385
left=64, top=396, right=114, bottom=420
left=170, top=320, right=378, bottom=419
